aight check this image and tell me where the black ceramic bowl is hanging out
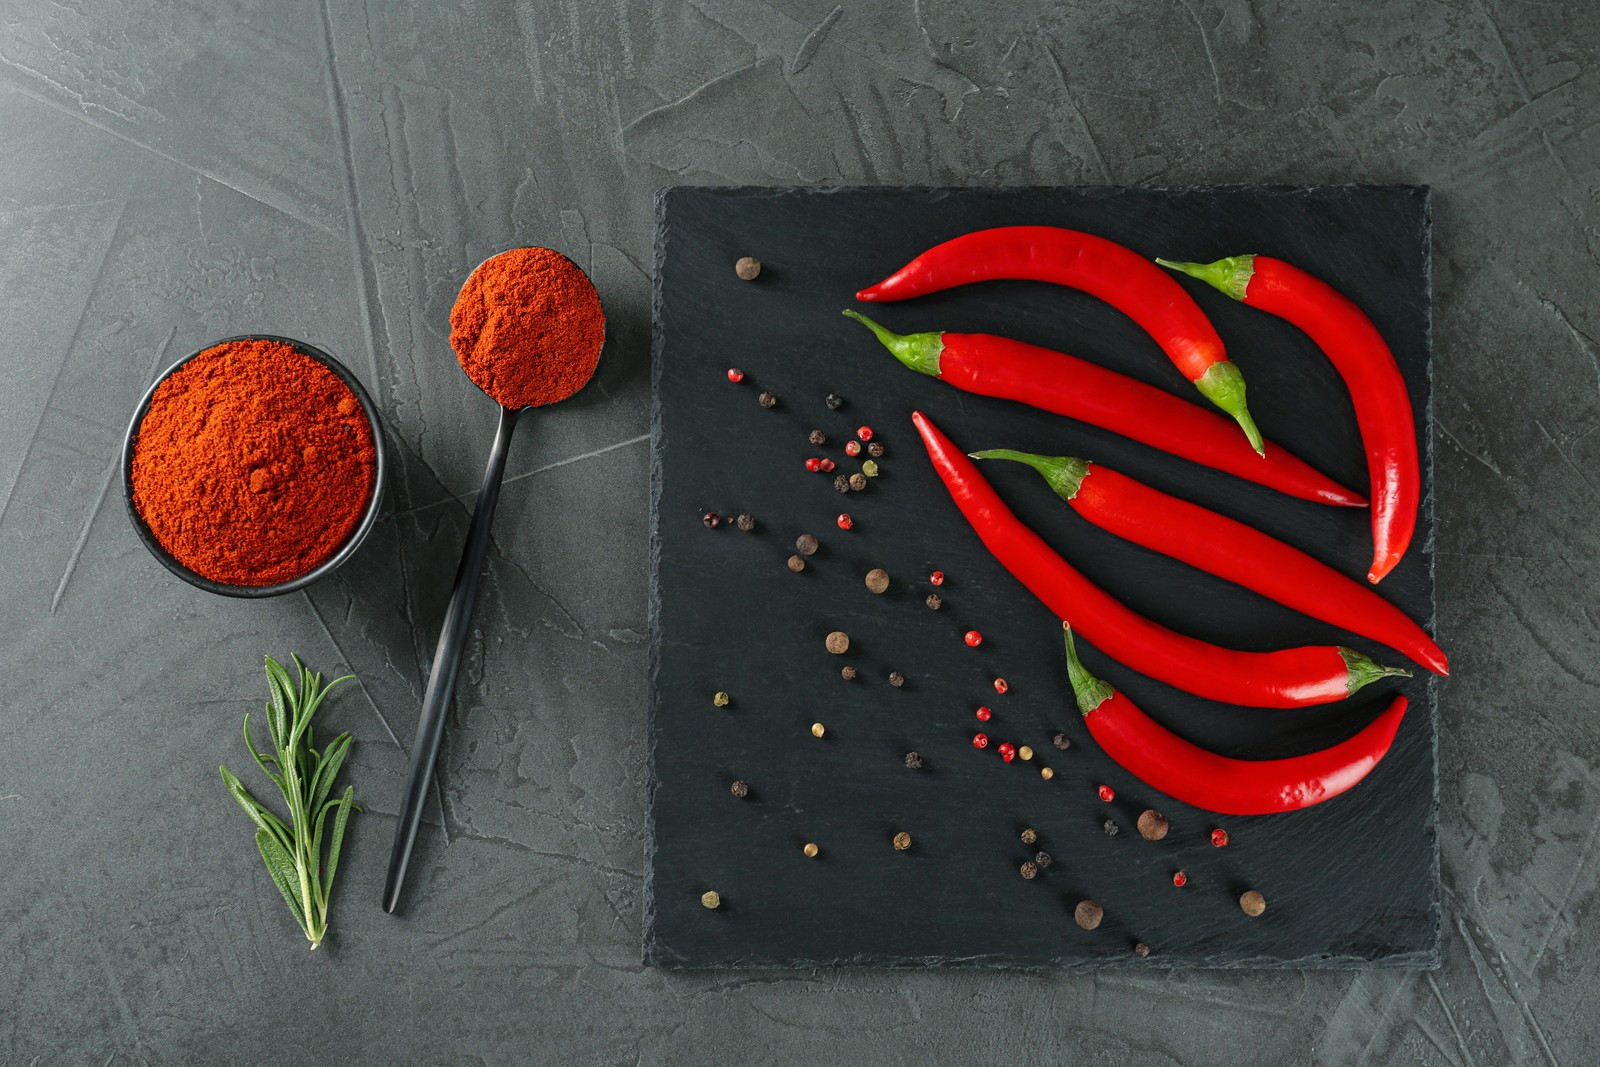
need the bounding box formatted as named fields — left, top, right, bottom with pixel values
left=121, top=334, right=387, bottom=598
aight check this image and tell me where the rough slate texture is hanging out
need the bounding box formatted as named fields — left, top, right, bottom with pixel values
left=647, top=185, right=1437, bottom=968
left=1, top=0, right=1598, bottom=1063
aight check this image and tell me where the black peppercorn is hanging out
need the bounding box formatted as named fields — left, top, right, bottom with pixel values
left=735, top=256, right=762, bottom=280
left=848, top=472, right=867, bottom=491
left=1035, top=851, right=1052, bottom=869
left=702, top=512, right=720, bottom=528
left=809, top=429, right=827, bottom=446
left=840, top=665, right=858, bottom=681
left=832, top=474, right=850, bottom=493
left=925, top=594, right=942, bottom=611
left=1052, top=732, right=1071, bottom=751
left=757, top=390, right=777, bottom=408
left=904, top=751, right=923, bottom=769
left=1020, top=861, right=1038, bottom=880
left=1020, top=827, right=1038, bottom=845
left=888, top=671, right=905, bottom=687
left=1133, top=942, right=1150, bottom=958
left=1103, top=819, right=1119, bottom=837
left=795, top=533, right=819, bottom=555
left=825, top=392, right=844, bottom=410
left=735, top=513, right=756, bottom=531
left=867, top=441, right=885, bottom=458
left=730, top=780, right=749, bottom=798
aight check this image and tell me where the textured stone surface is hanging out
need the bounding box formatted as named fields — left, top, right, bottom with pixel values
left=0, top=0, right=1597, bottom=1062
left=648, top=186, right=1436, bottom=968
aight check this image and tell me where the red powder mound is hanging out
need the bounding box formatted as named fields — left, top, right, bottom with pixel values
left=131, top=339, right=377, bottom=586
left=449, top=246, right=606, bottom=409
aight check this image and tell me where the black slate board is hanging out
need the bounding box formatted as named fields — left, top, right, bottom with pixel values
left=645, top=186, right=1438, bottom=968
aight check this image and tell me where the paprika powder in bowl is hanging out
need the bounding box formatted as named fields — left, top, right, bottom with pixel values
left=121, top=335, right=387, bottom=597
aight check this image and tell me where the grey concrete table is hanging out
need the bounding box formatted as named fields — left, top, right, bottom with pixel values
left=1, top=1, right=1595, bottom=1063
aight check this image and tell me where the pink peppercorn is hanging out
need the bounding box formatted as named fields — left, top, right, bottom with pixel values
left=1173, top=871, right=1188, bottom=888
left=998, top=743, right=1016, bottom=763
left=975, top=706, right=992, bottom=722
left=837, top=513, right=853, bottom=530
left=805, top=458, right=822, bottom=472
left=929, top=571, right=945, bottom=586
left=993, top=678, right=1009, bottom=694
left=726, top=368, right=745, bottom=383
left=857, top=426, right=874, bottom=441
left=972, top=733, right=989, bottom=750
left=1211, top=828, right=1229, bottom=848
left=845, top=440, right=862, bottom=457
left=964, top=630, right=982, bottom=647
left=819, top=458, right=836, bottom=473
left=1097, top=784, right=1115, bottom=802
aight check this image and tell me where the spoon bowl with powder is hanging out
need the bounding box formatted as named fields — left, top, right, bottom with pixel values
left=384, top=247, right=605, bottom=913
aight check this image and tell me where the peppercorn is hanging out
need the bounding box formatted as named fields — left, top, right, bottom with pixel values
left=848, top=472, right=867, bottom=491
left=861, top=460, right=879, bottom=478
left=972, top=733, right=989, bottom=750
left=1040, top=767, right=1054, bottom=780
left=833, top=474, right=851, bottom=493
left=825, top=392, right=844, bottom=410
left=786, top=555, right=806, bottom=573
left=735, top=256, right=761, bottom=280
left=803, top=842, right=819, bottom=858
left=818, top=458, right=836, bottom=473
left=736, top=513, right=756, bottom=531
left=1035, top=850, right=1052, bottom=869
left=840, top=665, right=858, bottom=681
left=757, top=390, right=777, bottom=408
left=796, top=533, right=819, bottom=555
left=702, top=512, right=721, bottom=528
left=1020, top=827, right=1038, bottom=845
left=809, top=429, right=827, bottom=446
left=811, top=722, right=826, bottom=738
left=1240, top=890, right=1267, bottom=917
left=1101, top=818, right=1120, bottom=837
left=825, top=631, right=849, bottom=654
left=837, top=513, right=853, bottom=530
left=1020, top=861, right=1038, bottom=880
left=964, top=630, right=983, bottom=647
left=1137, top=810, right=1169, bottom=841
left=1052, top=732, right=1071, bottom=751
left=1172, top=870, right=1188, bottom=888
left=726, top=368, right=745, bottom=383
left=856, top=425, right=874, bottom=441
left=867, top=441, right=885, bottom=458
left=845, top=440, right=862, bottom=457
left=975, top=706, right=991, bottom=722
left=1018, top=745, right=1034, bottom=761
left=1074, top=900, right=1104, bottom=930
left=864, top=568, right=890, bottom=594
left=712, top=691, right=730, bottom=707
left=888, top=670, right=905, bottom=687
left=993, top=677, right=1009, bottom=694
left=998, top=742, right=1016, bottom=762
left=730, top=779, right=749, bottom=798
left=1097, top=784, right=1115, bottom=803
left=904, top=751, right=923, bottom=769
left=892, top=831, right=912, bottom=851
left=701, top=890, right=721, bottom=909
left=1133, top=942, right=1151, bottom=958
left=805, top=457, right=823, bottom=473
left=1210, top=828, right=1230, bottom=848
left=925, top=594, right=942, bottom=610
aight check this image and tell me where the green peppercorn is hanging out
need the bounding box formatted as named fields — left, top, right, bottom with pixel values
left=701, top=890, right=721, bottom=909
left=861, top=460, right=879, bottom=477
left=713, top=691, right=731, bottom=707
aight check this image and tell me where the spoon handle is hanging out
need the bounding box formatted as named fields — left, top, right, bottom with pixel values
left=384, top=403, right=522, bottom=913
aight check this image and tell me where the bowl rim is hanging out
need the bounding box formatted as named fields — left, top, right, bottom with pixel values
left=121, top=333, right=388, bottom=599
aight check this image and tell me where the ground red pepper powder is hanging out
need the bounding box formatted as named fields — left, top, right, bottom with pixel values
left=131, top=339, right=377, bottom=586
left=449, top=247, right=605, bottom=408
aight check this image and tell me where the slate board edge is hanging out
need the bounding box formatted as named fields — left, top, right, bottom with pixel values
left=643, top=185, right=1441, bottom=970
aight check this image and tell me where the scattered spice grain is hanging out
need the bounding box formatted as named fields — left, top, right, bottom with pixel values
left=757, top=390, right=777, bottom=409
left=833, top=474, right=851, bottom=493
left=803, top=842, right=820, bottom=858
left=1211, top=828, right=1230, bottom=848
left=867, top=441, right=886, bottom=458
left=1020, top=828, right=1038, bottom=846
left=825, top=392, right=844, bottom=410
left=848, top=473, right=867, bottom=491
left=925, top=594, right=943, bottom=611
left=1035, top=851, right=1052, bottom=869
left=730, top=780, right=749, bottom=798
left=787, top=555, right=807, bottom=573
left=726, top=367, right=745, bottom=383
left=701, top=891, right=721, bottom=909
left=1137, top=811, right=1170, bottom=841
left=1103, top=818, right=1120, bottom=837
left=840, top=665, right=858, bottom=681
left=1074, top=900, right=1104, bottom=930
left=1240, top=890, right=1267, bottom=917
left=796, top=533, right=819, bottom=555
left=892, top=831, right=912, bottom=851
left=1020, top=861, right=1038, bottom=880
left=702, top=512, right=721, bottom=529
left=1052, top=732, right=1071, bottom=751
left=811, top=722, right=826, bottom=738
left=809, top=429, right=827, bottom=445
left=1040, top=767, right=1055, bottom=780
left=861, top=460, right=879, bottom=478
left=735, top=513, right=756, bottom=531
left=904, top=751, right=923, bottom=769
left=825, top=631, right=850, bottom=654
left=734, top=256, right=761, bottom=281
left=888, top=671, right=905, bottom=687
left=864, top=568, right=890, bottom=593
left=1134, top=942, right=1151, bottom=958
left=1018, top=745, right=1034, bottom=761
left=712, top=691, right=730, bottom=707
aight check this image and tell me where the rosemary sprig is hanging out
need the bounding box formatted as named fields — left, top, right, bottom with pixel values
left=220, top=655, right=361, bottom=950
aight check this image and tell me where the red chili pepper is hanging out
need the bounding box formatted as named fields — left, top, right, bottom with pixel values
left=1063, top=625, right=1409, bottom=814
left=913, top=411, right=1407, bottom=707
left=842, top=311, right=1362, bottom=508
left=858, top=227, right=1264, bottom=453
left=1158, top=255, right=1419, bottom=583
left=970, top=449, right=1447, bottom=675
